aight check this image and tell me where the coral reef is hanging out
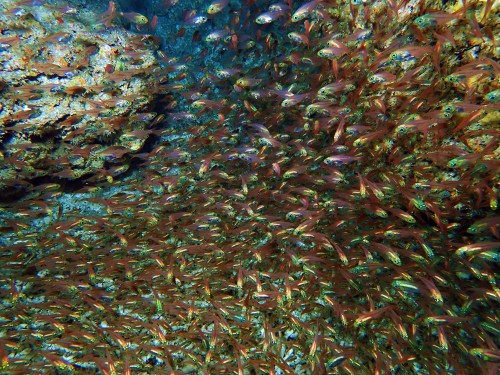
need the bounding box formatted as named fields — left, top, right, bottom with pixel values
left=0, top=0, right=499, bottom=374
left=0, top=0, right=165, bottom=195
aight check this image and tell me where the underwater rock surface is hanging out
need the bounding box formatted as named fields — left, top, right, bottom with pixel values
left=0, top=0, right=499, bottom=374
left=0, top=0, right=165, bottom=195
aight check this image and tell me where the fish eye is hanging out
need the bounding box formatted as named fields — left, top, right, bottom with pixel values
left=413, top=183, right=428, bottom=190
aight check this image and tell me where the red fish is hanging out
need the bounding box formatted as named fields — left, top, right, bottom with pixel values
left=149, top=15, right=158, bottom=32
left=101, top=1, right=116, bottom=27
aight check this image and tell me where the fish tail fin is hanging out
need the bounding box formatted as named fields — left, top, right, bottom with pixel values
left=101, top=1, right=117, bottom=27
left=452, top=0, right=467, bottom=19
left=480, top=0, right=494, bottom=23
left=304, top=19, right=315, bottom=36
left=460, top=0, right=467, bottom=18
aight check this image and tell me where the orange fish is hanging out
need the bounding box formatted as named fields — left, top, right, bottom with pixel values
left=255, top=10, right=283, bottom=24
left=207, top=0, right=229, bottom=14
left=119, top=12, right=148, bottom=24
left=291, top=0, right=322, bottom=22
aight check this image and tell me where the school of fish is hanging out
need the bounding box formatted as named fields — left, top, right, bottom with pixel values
left=0, top=0, right=499, bottom=374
